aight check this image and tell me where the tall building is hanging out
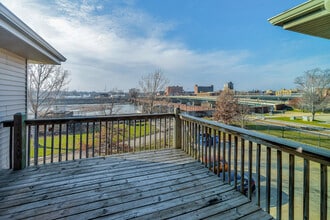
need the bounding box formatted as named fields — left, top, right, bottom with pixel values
left=224, top=82, right=234, bottom=91
left=194, top=84, right=214, bottom=94
left=165, top=86, right=184, bottom=96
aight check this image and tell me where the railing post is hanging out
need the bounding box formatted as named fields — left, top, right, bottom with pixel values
left=13, top=113, right=26, bottom=170
left=174, top=108, right=181, bottom=149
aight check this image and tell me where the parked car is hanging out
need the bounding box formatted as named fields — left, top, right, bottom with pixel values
left=198, top=133, right=219, bottom=146
left=219, top=171, right=256, bottom=195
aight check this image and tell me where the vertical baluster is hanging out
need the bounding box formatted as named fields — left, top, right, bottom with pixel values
left=128, top=119, right=131, bottom=152
left=217, top=130, right=221, bottom=177
left=222, top=133, right=227, bottom=182
left=98, top=121, right=102, bottom=156
left=181, top=121, right=187, bottom=153
left=248, top=141, right=253, bottom=200
left=110, top=121, right=114, bottom=154
left=190, top=121, right=193, bottom=155
left=277, top=150, right=282, bottom=219
left=149, top=118, right=152, bottom=150
left=210, top=127, right=213, bottom=170
left=144, top=118, right=147, bottom=150
left=65, top=123, right=69, bottom=161
left=240, top=138, right=245, bottom=193
left=185, top=120, right=188, bottom=153
left=212, top=128, right=216, bottom=174
left=139, top=119, right=142, bottom=151
left=79, top=122, right=82, bottom=159
left=154, top=118, right=157, bottom=149
left=266, top=146, right=271, bottom=213
left=208, top=127, right=211, bottom=170
left=320, top=163, right=327, bottom=220
left=234, top=136, right=238, bottom=188
left=164, top=117, right=167, bottom=148
left=86, top=122, right=89, bottom=158
left=27, top=125, right=31, bottom=166
left=51, top=124, right=54, bottom=163
left=303, top=159, right=310, bottom=220
left=105, top=121, right=108, bottom=155
left=194, top=123, right=198, bottom=159
left=159, top=118, right=162, bottom=149
left=227, top=134, right=232, bottom=183
left=203, top=126, right=206, bottom=166
left=117, top=120, right=120, bottom=153
left=170, top=117, right=173, bottom=148
left=133, top=120, right=136, bottom=152
left=197, top=125, right=201, bottom=162
left=72, top=123, right=76, bottom=160
left=186, top=121, right=189, bottom=152
left=288, top=154, right=295, bottom=220
left=123, top=120, right=126, bottom=152
left=34, top=125, right=39, bottom=166
left=43, top=124, right=46, bottom=164
left=256, top=143, right=261, bottom=206
left=92, top=122, right=95, bottom=157
left=58, top=124, right=62, bottom=162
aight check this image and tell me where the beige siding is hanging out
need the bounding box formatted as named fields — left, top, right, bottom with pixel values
left=0, top=48, right=26, bottom=169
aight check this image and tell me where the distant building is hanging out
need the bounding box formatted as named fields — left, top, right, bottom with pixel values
left=224, top=82, right=234, bottom=91
left=265, top=90, right=275, bottom=95
left=275, top=89, right=297, bottom=96
left=194, top=84, right=214, bottom=94
left=165, top=86, right=184, bottom=96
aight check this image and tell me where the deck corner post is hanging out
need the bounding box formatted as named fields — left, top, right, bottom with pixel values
left=13, top=113, right=26, bottom=170
left=174, top=108, right=182, bottom=149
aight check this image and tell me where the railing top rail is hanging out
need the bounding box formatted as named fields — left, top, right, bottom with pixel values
left=1, top=113, right=175, bottom=127
left=181, top=113, right=330, bottom=165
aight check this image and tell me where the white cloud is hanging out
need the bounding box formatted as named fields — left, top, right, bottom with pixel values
left=1, top=0, right=329, bottom=92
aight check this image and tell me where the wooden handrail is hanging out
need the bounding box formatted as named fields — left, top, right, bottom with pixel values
left=179, top=113, right=329, bottom=220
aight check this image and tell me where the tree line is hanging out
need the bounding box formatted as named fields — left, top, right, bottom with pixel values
left=28, top=64, right=329, bottom=127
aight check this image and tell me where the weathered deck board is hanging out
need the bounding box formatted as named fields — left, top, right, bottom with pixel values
left=0, top=149, right=274, bottom=219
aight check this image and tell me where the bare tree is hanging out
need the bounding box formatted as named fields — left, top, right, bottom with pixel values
left=294, top=68, right=330, bottom=121
left=28, top=64, right=69, bottom=119
left=139, top=70, right=169, bottom=114
left=236, top=104, right=251, bottom=128
left=213, top=90, right=239, bottom=125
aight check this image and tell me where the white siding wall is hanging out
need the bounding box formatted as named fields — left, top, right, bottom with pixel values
left=0, top=48, right=26, bottom=169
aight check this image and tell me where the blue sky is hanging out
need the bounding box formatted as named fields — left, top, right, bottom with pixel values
left=2, top=0, right=330, bottom=92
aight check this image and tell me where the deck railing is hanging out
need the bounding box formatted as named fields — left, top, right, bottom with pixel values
left=3, top=113, right=175, bottom=169
left=2, top=110, right=329, bottom=219
left=179, top=113, right=329, bottom=220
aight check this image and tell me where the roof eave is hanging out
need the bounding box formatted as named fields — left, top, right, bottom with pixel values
left=0, top=3, right=66, bottom=64
left=269, top=0, right=330, bottom=40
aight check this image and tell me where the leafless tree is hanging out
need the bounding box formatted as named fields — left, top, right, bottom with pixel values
left=213, top=90, right=239, bottom=125
left=28, top=64, right=69, bottom=119
left=236, top=104, right=251, bottom=128
left=213, top=90, right=251, bottom=127
left=139, top=70, right=169, bottom=113
left=294, top=68, right=330, bottom=121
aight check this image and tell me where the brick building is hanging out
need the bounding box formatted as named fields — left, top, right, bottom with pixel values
left=165, top=86, right=184, bottom=96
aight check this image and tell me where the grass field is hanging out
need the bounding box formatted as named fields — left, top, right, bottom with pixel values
left=271, top=116, right=330, bottom=129
left=30, top=122, right=154, bottom=158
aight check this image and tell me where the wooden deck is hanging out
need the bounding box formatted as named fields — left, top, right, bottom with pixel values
left=0, top=149, right=274, bottom=220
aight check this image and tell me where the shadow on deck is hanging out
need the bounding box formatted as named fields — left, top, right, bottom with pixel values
left=0, top=149, right=273, bottom=219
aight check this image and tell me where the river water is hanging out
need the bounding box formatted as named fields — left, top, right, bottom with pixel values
left=29, top=103, right=142, bottom=118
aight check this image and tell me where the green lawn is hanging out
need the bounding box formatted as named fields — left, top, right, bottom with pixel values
left=245, top=123, right=330, bottom=150
left=271, top=116, right=330, bottom=128
left=30, top=122, right=155, bottom=158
